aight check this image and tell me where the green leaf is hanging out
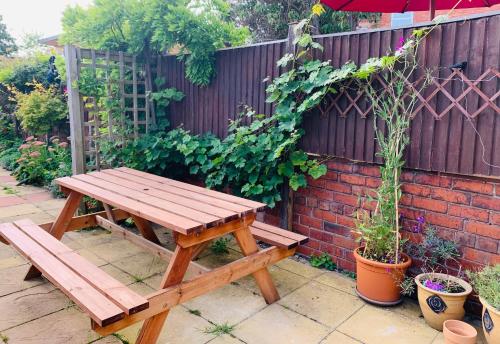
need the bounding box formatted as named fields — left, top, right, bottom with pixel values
left=308, top=164, right=327, bottom=179
left=289, top=173, right=307, bottom=191
left=277, top=161, right=294, bottom=177
left=290, top=151, right=308, bottom=166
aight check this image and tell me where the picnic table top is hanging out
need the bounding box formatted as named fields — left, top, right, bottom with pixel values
left=56, top=167, right=266, bottom=235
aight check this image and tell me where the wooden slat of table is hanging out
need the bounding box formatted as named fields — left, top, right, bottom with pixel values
left=89, top=171, right=239, bottom=220
left=72, top=174, right=222, bottom=227
left=0, top=223, right=124, bottom=327
left=118, top=167, right=266, bottom=210
left=57, top=177, right=203, bottom=234
left=14, top=219, right=149, bottom=315
left=104, top=169, right=254, bottom=215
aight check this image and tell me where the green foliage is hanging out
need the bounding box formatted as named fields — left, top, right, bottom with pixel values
left=210, top=237, right=230, bottom=255
left=147, top=84, right=185, bottom=128
left=203, top=322, right=234, bottom=336
left=0, top=113, right=22, bottom=170
left=1, top=59, right=48, bottom=94
left=231, top=0, right=380, bottom=42
left=0, top=15, right=16, bottom=56
left=10, top=83, right=68, bottom=136
left=406, top=226, right=460, bottom=269
left=0, top=147, right=21, bottom=171
left=467, top=265, right=500, bottom=310
left=310, top=253, right=336, bottom=271
left=14, top=137, right=71, bottom=187
left=61, top=0, right=249, bottom=86
left=401, top=223, right=460, bottom=296
left=100, top=5, right=416, bottom=208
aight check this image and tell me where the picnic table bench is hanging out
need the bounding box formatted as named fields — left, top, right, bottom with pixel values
left=0, top=167, right=308, bottom=343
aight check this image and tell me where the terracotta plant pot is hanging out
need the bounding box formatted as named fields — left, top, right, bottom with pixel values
left=443, top=320, right=477, bottom=344
left=479, top=297, right=500, bottom=344
left=415, top=273, right=473, bottom=331
left=353, top=247, right=412, bottom=305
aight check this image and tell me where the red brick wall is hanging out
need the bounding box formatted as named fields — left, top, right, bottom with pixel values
left=379, top=5, right=500, bottom=27
left=263, top=158, right=500, bottom=273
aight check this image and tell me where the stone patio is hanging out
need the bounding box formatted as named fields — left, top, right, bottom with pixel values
left=0, top=168, right=486, bottom=344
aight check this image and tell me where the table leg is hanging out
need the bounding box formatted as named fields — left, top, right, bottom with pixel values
left=191, top=240, right=211, bottom=260
left=24, top=191, right=83, bottom=280
left=136, top=244, right=195, bottom=344
left=233, top=227, right=280, bottom=304
left=131, top=215, right=161, bottom=245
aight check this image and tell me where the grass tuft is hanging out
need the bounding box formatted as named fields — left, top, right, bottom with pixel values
left=203, top=322, right=235, bottom=336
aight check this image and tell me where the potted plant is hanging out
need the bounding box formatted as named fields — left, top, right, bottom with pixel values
left=353, top=34, right=431, bottom=305
left=403, top=223, right=472, bottom=330
left=467, top=265, right=500, bottom=344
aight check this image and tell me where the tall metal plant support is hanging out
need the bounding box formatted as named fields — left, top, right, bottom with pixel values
left=64, top=44, right=158, bottom=174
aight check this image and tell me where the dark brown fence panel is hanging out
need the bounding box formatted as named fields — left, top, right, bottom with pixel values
left=162, top=13, right=500, bottom=178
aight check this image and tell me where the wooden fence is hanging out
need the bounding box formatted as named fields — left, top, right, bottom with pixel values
left=162, top=12, right=500, bottom=178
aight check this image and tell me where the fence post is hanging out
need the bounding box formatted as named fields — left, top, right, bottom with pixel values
left=279, top=23, right=300, bottom=231
left=64, top=44, right=85, bottom=175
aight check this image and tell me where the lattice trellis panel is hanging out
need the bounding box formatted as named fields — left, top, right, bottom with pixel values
left=318, top=68, right=500, bottom=120
left=66, top=46, right=159, bottom=172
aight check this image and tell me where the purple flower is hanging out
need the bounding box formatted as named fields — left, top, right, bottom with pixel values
left=424, top=279, right=444, bottom=291
left=396, top=36, right=405, bottom=50
left=417, top=216, right=425, bottom=224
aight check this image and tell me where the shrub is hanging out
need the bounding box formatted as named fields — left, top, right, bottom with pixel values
left=0, top=147, right=20, bottom=171
left=467, top=265, right=500, bottom=310
left=9, top=83, right=67, bottom=136
left=14, top=136, right=71, bottom=187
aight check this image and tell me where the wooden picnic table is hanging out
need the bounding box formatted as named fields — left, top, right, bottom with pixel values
left=0, top=167, right=307, bottom=344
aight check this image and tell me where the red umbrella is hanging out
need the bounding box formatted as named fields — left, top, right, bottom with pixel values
left=321, top=0, right=500, bottom=20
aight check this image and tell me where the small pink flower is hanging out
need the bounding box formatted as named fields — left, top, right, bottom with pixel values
left=34, top=141, right=45, bottom=146
left=19, top=144, right=30, bottom=150
left=48, top=147, right=55, bottom=152
left=59, top=142, right=68, bottom=148
left=16, top=157, right=26, bottom=163
left=26, top=136, right=35, bottom=141
left=29, top=151, right=41, bottom=158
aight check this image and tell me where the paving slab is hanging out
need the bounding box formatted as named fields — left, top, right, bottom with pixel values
left=196, top=249, right=244, bottom=269
left=74, top=248, right=109, bottom=267
left=117, top=306, right=216, bottom=344
left=87, top=239, right=145, bottom=262
left=99, top=264, right=138, bottom=285
left=206, top=334, right=244, bottom=344
left=279, top=281, right=365, bottom=328
left=321, top=331, right=362, bottom=343
left=33, top=198, right=66, bottom=211
left=236, top=265, right=309, bottom=298
left=0, top=196, right=25, bottom=208
left=275, top=258, right=324, bottom=279
left=0, top=204, right=42, bottom=218
left=184, top=283, right=267, bottom=325
left=2, top=307, right=101, bottom=344
left=233, top=303, right=330, bottom=344
left=0, top=283, right=68, bottom=331
left=0, top=265, right=45, bottom=297
left=337, top=304, right=438, bottom=344
left=111, top=251, right=168, bottom=280
left=314, top=270, right=357, bottom=296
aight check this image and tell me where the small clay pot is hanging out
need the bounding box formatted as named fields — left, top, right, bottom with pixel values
left=443, top=320, right=477, bottom=344
left=415, top=273, right=473, bottom=331
left=353, top=247, right=412, bottom=305
left=479, top=297, right=499, bottom=344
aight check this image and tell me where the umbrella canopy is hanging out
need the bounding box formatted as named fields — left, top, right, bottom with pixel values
left=321, top=0, right=500, bottom=19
